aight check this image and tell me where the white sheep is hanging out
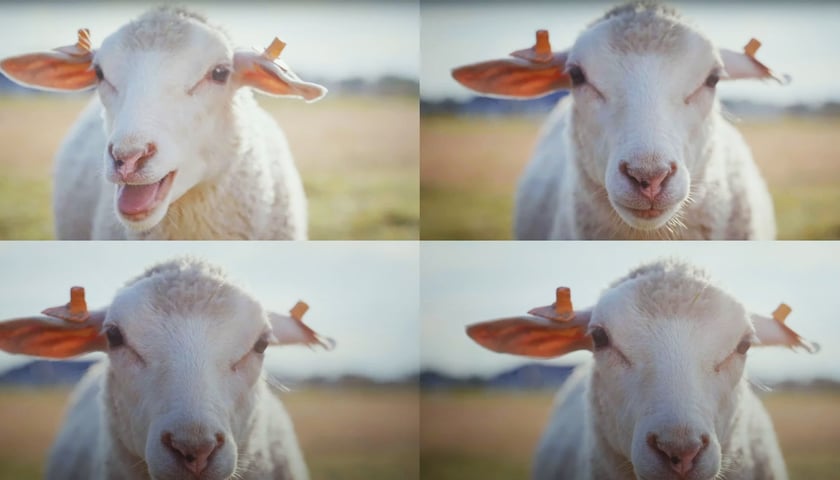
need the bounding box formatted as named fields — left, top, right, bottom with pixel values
left=453, top=2, right=785, bottom=240
left=467, top=259, right=817, bottom=480
left=0, top=257, right=334, bottom=480
left=0, top=7, right=326, bottom=240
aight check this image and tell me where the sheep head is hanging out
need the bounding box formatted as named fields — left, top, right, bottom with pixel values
left=0, top=7, right=326, bottom=234
left=0, top=258, right=333, bottom=480
left=452, top=4, right=788, bottom=237
left=466, top=260, right=815, bottom=480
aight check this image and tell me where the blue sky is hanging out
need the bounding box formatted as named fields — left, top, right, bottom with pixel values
left=0, top=242, right=419, bottom=381
left=421, top=241, right=840, bottom=383
left=422, top=2, right=840, bottom=104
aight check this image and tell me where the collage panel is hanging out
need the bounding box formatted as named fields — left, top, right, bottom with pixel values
left=0, top=241, right=419, bottom=479
left=0, top=1, right=838, bottom=480
left=421, top=2, right=840, bottom=240
left=421, top=241, right=840, bottom=479
left=0, top=2, right=419, bottom=240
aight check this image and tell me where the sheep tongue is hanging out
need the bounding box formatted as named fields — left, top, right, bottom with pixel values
left=118, top=182, right=159, bottom=215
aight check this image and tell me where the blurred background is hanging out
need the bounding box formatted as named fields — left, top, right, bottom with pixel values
left=0, top=1, right=419, bottom=240
left=0, top=242, right=419, bottom=480
left=420, top=1, right=840, bottom=239
left=420, top=242, right=840, bottom=479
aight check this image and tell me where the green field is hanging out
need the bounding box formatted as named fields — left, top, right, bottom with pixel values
left=421, top=389, right=840, bottom=480
left=0, top=386, right=419, bottom=480
left=0, top=94, right=418, bottom=240
left=421, top=114, right=840, bottom=240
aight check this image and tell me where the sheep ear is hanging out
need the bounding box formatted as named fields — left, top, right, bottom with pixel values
left=751, top=303, right=818, bottom=352
left=0, top=287, right=107, bottom=359
left=452, top=30, right=571, bottom=99
left=0, top=29, right=97, bottom=92
left=233, top=38, right=327, bottom=103
left=720, top=38, right=790, bottom=84
left=268, top=301, right=335, bottom=350
left=467, top=311, right=592, bottom=358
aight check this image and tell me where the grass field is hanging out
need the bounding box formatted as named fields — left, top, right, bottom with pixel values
left=420, top=114, right=840, bottom=240
left=0, top=94, right=418, bottom=240
left=420, top=389, right=840, bottom=480
left=0, top=386, right=419, bottom=480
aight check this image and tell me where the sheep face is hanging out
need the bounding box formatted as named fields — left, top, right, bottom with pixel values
left=94, top=13, right=239, bottom=233
left=588, top=275, right=751, bottom=480
left=102, top=272, right=269, bottom=480
left=567, top=15, right=719, bottom=234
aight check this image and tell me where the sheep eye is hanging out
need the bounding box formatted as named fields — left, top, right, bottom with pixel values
left=93, top=65, right=104, bottom=82
left=105, top=325, right=124, bottom=349
left=591, top=326, right=610, bottom=349
left=253, top=337, right=269, bottom=354
left=704, top=73, right=719, bottom=88
left=735, top=340, right=751, bottom=355
left=210, top=65, right=230, bottom=84
left=568, top=65, right=587, bottom=87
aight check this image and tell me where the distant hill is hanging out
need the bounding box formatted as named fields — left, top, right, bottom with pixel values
left=0, top=359, right=417, bottom=389
left=420, top=94, right=840, bottom=119
left=420, top=363, right=576, bottom=391
left=0, top=359, right=96, bottom=386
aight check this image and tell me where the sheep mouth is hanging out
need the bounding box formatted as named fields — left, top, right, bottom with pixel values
left=626, top=207, right=665, bottom=219
left=116, top=171, right=177, bottom=221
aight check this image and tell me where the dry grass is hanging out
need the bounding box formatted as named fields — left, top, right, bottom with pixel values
left=0, top=386, right=419, bottom=480
left=0, top=94, right=418, bottom=240
left=420, top=389, right=840, bottom=480
left=420, top=114, right=840, bottom=240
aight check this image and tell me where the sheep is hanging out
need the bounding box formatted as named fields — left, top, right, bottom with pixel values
left=0, top=7, right=326, bottom=240
left=467, top=259, right=817, bottom=480
left=452, top=2, right=786, bottom=240
left=0, top=257, right=334, bottom=480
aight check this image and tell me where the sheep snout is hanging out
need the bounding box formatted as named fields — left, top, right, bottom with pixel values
left=646, top=431, right=709, bottom=477
left=161, top=430, right=225, bottom=477
left=109, top=142, right=158, bottom=182
left=151, top=421, right=234, bottom=480
left=620, top=162, right=677, bottom=202
left=634, top=424, right=719, bottom=480
left=607, top=156, right=689, bottom=230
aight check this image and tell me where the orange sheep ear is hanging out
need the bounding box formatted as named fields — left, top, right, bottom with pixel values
left=466, top=287, right=593, bottom=358
left=719, top=38, right=790, bottom=84
left=233, top=37, right=327, bottom=102
left=0, top=29, right=97, bottom=92
left=452, top=30, right=571, bottom=99
left=751, top=303, right=818, bottom=352
left=0, top=287, right=107, bottom=359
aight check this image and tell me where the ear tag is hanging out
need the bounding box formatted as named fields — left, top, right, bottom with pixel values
left=41, top=287, right=90, bottom=323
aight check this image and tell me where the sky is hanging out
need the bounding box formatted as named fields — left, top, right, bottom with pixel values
left=421, top=241, right=840, bottom=383
left=0, top=242, right=419, bottom=381
left=0, top=2, right=419, bottom=81
left=422, top=2, right=840, bottom=105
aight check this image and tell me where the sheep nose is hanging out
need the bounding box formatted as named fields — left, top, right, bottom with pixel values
left=109, top=142, right=157, bottom=180
left=162, top=431, right=224, bottom=476
left=620, top=162, right=677, bottom=201
left=647, top=432, right=708, bottom=476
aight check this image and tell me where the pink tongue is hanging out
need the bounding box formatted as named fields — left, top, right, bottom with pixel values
left=118, top=182, right=160, bottom=215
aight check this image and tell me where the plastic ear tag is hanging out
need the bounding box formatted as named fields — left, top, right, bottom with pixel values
left=263, top=37, right=286, bottom=61
left=528, top=287, right=577, bottom=323
left=511, top=30, right=554, bottom=64
left=42, top=286, right=90, bottom=323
